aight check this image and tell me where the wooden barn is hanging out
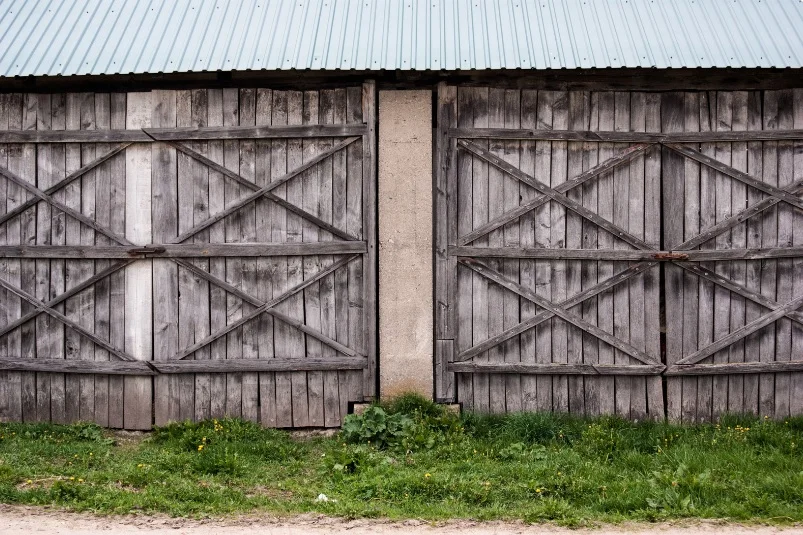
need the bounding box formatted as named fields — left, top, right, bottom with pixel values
left=0, top=0, right=802, bottom=429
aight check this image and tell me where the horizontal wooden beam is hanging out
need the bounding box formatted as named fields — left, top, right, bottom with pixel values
left=448, top=362, right=665, bottom=375
left=450, top=128, right=803, bottom=143
left=152, top=357, right=369, bottom=374
left=0, top=130, right=151, bottom=143
left=145, top=124, right=367, bottom=140
left=682, top=247, right=803, bottom=261
left=0, top=242, right=367, bottom=258
left=666, top=361, right=803, bottom=375
left=0, top=124, right=367, bottom=143
left=0, top=358, right=156, bottom=375
left=450, top=246, right=660, bottom=260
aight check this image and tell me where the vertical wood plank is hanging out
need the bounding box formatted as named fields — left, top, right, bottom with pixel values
left=697, top=91, right=715, bottom=423
left=271, top=90, right=293, bottom=427
left=596, top=91, right=615, bottom=415
left=190, top=88, right=212, bottom=422
left=487, top=87, right=506, bottom=414
left=302, top=90, right=325, bottom=426
left=286, top=90, right=310, bottom=426
left=239, top=88, right=260, bottom=423
left=456, top=87, right=474, bottom=411
left=152, top=89, right=179, bottom=426
left=320, top=89, right=341, bottom=427
left=472, top=87, right=490, bottom=413
left=662, top=92, right=685, bottom=423
left=64, top=93, right=81, bottom=423
left=791, top=88, right=803, bottom=417
left=759, top=91, right=779, bottom=418
left=34, top=94, right=53, bottom=422
left=19, top=94, right=37, bottom=422
left=223, top=88, right=244, bottom=419
left=108, top=93, right=126, bottom=428
left=534, top=90, right=554, bottom=412
left=124, top=91, right=153, bottom=430
left=582, top=91, right=601, bottom=416
left=743, top=91, right=763, bottom=417
left=255, top=88, right=277, bottom=427
left=435, top=83, right=456, bottom=401
left=728, top=91, right=749, bottom=416
left=612, top=91, right=631, bottom=418
left=774, top=89, right=794, bottom=419
left=644, top=93, right=664, bottom=419
left=77, top=93, right=96, bottom=423
left=93, top=92, right=111, bottom=427
left=207, top=88, right=227, bottom=419
left=629, top=92, right=647, bottom=420
left=503, top=89, right=522, bottom=413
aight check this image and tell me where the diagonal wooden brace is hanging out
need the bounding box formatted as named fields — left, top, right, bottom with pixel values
left=460, top=258, right=663, bottom=367
left=455, top=260, right=657, bottom=361
left=172, top=258, right=359, bottom=359
left=0, top=165, right=133, bottom=246
left=175, top=254, right=361, bottom=360
left=160, top=137, right=359, bottom=243
left=676, top=293, right=803, bottom=366
left=0, top=143, right=130, bottom=227
left=458, top=143, right=655, bottom=245
left=459, top=140, right=654, bottom=250
left=0, top=275, right=137, bottom=362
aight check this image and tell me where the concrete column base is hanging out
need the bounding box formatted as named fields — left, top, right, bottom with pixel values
left=378, top=90, right=433, bottom=400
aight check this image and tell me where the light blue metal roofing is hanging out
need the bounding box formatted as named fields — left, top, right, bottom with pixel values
left=1, top=0, right=802, bottom=77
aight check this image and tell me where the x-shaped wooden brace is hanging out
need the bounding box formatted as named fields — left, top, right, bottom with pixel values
left=0, top=139, right=364, bottom=366
left=173, top=254, right=362, bottom=360
left=454, top=138, right=803, bottom=370
left=141, top=133, right=361, bottom=244
left=454, top=140, right=662, bottom=365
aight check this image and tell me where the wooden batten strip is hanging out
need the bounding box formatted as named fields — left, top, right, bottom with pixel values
left=667, top=361, right=803, bottom=375
left=0, top=358, right=156, bottom=375
left=448, top=362, right=665, bottom=375
left=145, top=123, right=367, bottom=140
left=451, top=246, right=659, bottom=260
left=450, top=127, right=803, bottom=142
left=152, top=358, right=369, bottom=374
left=0, top=242, right=367, bottom=258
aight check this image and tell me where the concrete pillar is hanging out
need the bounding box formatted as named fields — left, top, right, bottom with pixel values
left=378, top=90, right=433, bottom=399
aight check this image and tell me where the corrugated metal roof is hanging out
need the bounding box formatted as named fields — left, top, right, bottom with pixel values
left=1, top=0, right=802, bottom=77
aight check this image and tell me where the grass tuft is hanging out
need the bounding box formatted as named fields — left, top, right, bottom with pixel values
left=0, top=404, right=801, bottom=523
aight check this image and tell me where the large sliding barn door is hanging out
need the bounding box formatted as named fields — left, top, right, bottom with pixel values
left=0, top=84, right=376, bottom=429
left=662, top=91, right=803, bottom=422
left=436, top=86, right=664, bottom=418
left=436, top=85, right=803, bottom=421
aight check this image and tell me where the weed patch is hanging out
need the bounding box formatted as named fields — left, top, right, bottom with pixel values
left=0, top=398, right=801, bottom=523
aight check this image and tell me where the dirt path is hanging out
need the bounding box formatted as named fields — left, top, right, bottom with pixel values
left=0, top=506, right=800, bottom=535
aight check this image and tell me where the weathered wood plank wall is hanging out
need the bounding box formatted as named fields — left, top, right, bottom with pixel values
left=437, top=85, right=803, bottom=421
left=0, top=85, right=376, bottom=429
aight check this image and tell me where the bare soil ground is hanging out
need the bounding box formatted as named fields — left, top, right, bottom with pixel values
left=0, top=506, right=801, bottom=535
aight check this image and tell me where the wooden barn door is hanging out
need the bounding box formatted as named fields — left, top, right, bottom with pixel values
left=436, top=85, right=665, bottom=418
left=0, top=84, right=376, bottom=429
left=662, top=90, right=803, bottom=422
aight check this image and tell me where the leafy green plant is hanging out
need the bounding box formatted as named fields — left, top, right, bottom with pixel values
left=342, top=406, right=412, bottom=449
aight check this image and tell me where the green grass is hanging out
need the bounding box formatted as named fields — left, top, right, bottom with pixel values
left=0, top=395, right=801, bottom=525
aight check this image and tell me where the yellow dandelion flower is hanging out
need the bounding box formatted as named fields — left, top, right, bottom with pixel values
left=78, top=478, right=84, bottom=483
left=425, top=473, right=431, bottom=478
left=26, top=480, right=32, bottom=484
